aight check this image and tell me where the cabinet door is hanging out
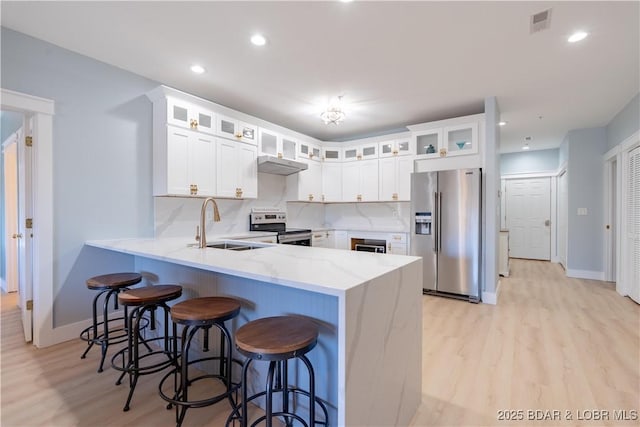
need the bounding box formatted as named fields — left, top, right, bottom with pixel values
left=259, top=128, right=279, bottom=157
left=193, top=107, right=216, bottom=135
left=343, top=146, right=359, bottom=162
left=322, top=147, right=341, bottom=162
left=190, top=133, right=216, bottom=196
left=379, top=140, right=396, bottom=158
left=217, top=114, right=238, bottom=140
left=238, top=121, right=257, bottom=145
left=237, top=143, right=257, bottom=198
left=444, top=122, right=478, bottom=156
left=216, top=139, right=238, bottom=198
left=299, top=142, right=321, bottom=161
left=413, top=129, right=442, bottom=158
left=296, top=160, right=322, bottom=201
left=396, top=138, right=413, bottom=156
left=281, top=137, right=297, bottom=160
left=396, top=156, right=414, bottom=201
left=359, top=159, right=379, bottom=201
left=360, top=143, right=378, bottom=160
left=378, top=157, right=397, bottom=201
left=166, top=127, right=190, bottom=195
left=342, top=162, right=360, bottom=201
left=322, top=163, right=342, bottom=202
left=167, top=98, right=191, bottom=130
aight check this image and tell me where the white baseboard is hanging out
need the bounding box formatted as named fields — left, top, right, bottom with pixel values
left=566, top=269, right=605, bottom=281
left=48, top=310, right=125, bottom=346
left=482, top=279, right=501, bottom=305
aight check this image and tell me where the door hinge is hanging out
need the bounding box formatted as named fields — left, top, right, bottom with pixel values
left=26, top=218, right=33, bottom=229
left=26, top=300, right=33, bottom=310
left=25, top=136, right=33, bottom=147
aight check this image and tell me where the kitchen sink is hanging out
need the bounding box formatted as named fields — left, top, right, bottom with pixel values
left=203, top=240, right=272, bottom=251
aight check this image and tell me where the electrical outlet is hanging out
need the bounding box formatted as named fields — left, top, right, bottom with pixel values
left=577, top=208, right=588, bottom=216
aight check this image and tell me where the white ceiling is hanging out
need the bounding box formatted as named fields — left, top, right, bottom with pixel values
left=1, top=1, right=638, bottom=153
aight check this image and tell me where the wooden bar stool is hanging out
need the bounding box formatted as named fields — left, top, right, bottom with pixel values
left=80, top=272, right=143, bottom=372
left=111, top=284, right=183, bottom=411
left=227, top=316, right=329, bottom=427
left=159, top=296, right=242, bottom=427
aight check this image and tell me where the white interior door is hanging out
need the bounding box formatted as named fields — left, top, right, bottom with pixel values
left=557, top=171, right=568, bottom=268
left=3, top=134, right=19, bottom=293
left=17, top=116, right=33, bottom=342
left=626, top=146, right=640, bottom=303
left=505, top=177, right=551, bottom=260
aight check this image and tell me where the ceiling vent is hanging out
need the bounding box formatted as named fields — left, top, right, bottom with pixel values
left=530, top=9, right=552, bottom=33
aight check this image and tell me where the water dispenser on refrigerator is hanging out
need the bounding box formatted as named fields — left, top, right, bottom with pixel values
left=415, top=212, right=432, bottom=235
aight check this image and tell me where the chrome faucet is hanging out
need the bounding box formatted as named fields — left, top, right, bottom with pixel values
left=198, top=197, right=221, bottom=248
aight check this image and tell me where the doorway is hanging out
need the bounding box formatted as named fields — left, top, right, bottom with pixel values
left=505, top=177, right=551, bottom=260
left=2, top=119, right=22, bottom=293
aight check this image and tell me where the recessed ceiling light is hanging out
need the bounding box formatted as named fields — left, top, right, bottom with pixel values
left=568, top=31, right=588, bottom=43
left=522, top=144, right=530, bottom=150
left=340, top=0, right=354, bottom=3
left=498, top=121, right=507, bottom=126
left=190, top=65, right=205, bottom=74
left=250, top=34, right=267, bottom=46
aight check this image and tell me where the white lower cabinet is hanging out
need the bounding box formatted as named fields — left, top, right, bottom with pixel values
left=286, top=160, right=322, bottom=202
left=334, top=231, right=349, bottom=250
left=386, top=233, right=408, bottom=255
left=322, top=163, right=342, bottom=202
left=312, top=230, right=335, bottom=248
left=216, top=139, right=258, bottom=199
left=342, top=159, right=379, bottom=202
left=157, top=125, right=216, bottom=196
left=378, top=156, right=414, bottom=201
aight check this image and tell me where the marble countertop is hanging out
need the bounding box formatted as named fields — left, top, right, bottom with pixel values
left=86, top=237, right=420, bottom=297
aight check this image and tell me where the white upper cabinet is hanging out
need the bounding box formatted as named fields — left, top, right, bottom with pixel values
left=216, top=139, right=258, bottom=199
left=167, top=97, right=216, bottom=135
left=159, top=125, right=216, bottom=196
left=217, top=114, right=258, bottom=145
left=299, top=141, right=321, bottom=162
left=286, top=160, right=322, bottom=202
left=342, top=159, right=378, bottom=202
left=259, top=128, right=298, bottom=160
left=342, top=142, right=378, bottom=162
left=378, top=156, right=414, bottom=201
left=322, top=146, right=342, bottom=163
left=443, top=122, right=478, bottom=157
left=413, top=128, right=443, bottom=158
left=379, top=138, right=413, bottom=158
left=322, top=162, right=342, bottom=202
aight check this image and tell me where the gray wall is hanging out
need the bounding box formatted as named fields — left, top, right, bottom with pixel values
left=1, top=110, right=24, bottom=284
left=1, top=27, right=157, bottom=326
left=606, top=93, right=639, bottom=150
left=500, top=148, right=559, bottom=175
left=565, top=127, right=607, bottom=273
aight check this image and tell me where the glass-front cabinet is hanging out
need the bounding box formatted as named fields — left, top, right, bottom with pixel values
left=217, top=114, right=258, bottom=145
left=322, top=146, right=341, bottom=162
left=379, top=138, right=413, bottom=158
left=413, top=129, right=442, bottom=158
left=342, top=142, right=378, bottom=161
left=166, top=97, right=216, bottom=135
left=299, top=142, right=321, bottom=161
left=444, top=122, right=478, bottom=157
left=258, top=128, right=297, bottom=161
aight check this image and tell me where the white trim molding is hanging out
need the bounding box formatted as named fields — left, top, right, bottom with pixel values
left=1, top=88, right=55, bottom=348
left=482, top=279, right=501, bottom=305
left=566, top=269, right=605, bottom=281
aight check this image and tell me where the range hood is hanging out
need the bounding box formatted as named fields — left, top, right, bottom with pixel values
left=257, top=155, right=308, bottom=176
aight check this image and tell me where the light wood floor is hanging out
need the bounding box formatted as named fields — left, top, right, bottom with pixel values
left=1, top=259, right=639, bottom=426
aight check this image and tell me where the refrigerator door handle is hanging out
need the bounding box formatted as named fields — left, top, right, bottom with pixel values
left=438, top=192, right=443, bottom=251
left=434, top=191, right=438, bottom=252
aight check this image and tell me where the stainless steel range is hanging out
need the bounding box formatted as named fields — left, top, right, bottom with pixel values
left=249, top=209, right=312, bottom=246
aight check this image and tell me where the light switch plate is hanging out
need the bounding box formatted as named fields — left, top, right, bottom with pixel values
left=577, top=208, right=588, bottom=216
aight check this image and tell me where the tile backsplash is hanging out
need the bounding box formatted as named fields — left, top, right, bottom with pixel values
left=154, top=173, right=410, bottom=238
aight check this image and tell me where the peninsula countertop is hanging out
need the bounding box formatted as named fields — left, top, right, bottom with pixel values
left=86, top=237, right=420, bottom=296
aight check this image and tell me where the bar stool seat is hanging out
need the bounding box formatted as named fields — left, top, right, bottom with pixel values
left=111, top=284, right=183, bottom=411
left=159, top=297, right=241, bottom=427
left=80, top=272, right=143, bottom=372
left=228, top=316, right=329, bottom=427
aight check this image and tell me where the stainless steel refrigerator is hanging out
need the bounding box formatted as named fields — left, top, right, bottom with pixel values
left=410, top=168, right=481, bottom=302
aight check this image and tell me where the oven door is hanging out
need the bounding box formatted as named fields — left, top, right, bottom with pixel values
left=354, top=243, right=386, bottom=253
left=278, top=233, right=312, bottom=246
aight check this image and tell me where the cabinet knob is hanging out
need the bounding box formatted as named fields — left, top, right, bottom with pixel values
left=235, top=132, right=243, bottom=139
left=392, top=150, right=398, bottom=155
left=357, top=154, right=362, bottom=160
left=236, top=188, right=243, bottom=198
left=392, top=193, right=398, bottom=200
left=357, top=194, right=362, bottom=202
left=308, top=194, right=314, bottom=201
left=277, top=152, right=283, bottom=159
left=190, top=184, right=198, bottom=195
left=439, top=148, right=447, bottom=157
left=190, top=119, right=198, bottom=129
left=12, top=233, right=23, bottom=239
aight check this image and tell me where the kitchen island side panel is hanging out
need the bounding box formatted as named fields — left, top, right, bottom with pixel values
left=344, top=258, right=422, bottom=426
left=134, top=256, right=339, bottom=425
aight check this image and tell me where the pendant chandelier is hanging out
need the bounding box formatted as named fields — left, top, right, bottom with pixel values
left=320, top=96, right=346, bottom=125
